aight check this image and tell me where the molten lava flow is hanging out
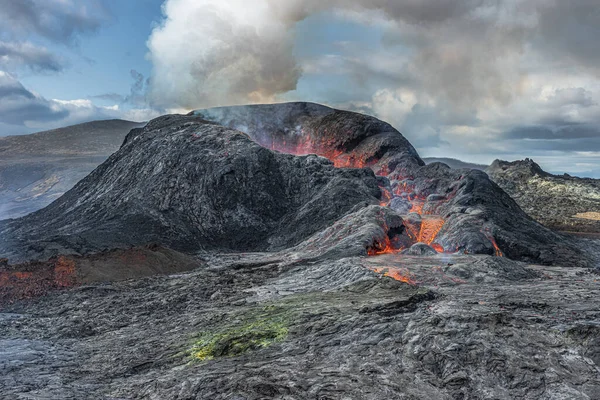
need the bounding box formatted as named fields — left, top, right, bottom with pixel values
left=418, top=217, right=446, bottom=245
left=372, top=267, right=416, bottom=285
left=481, top=228, right=504, bottom=257
left=410, top=201, right=425, bottom=215
left=379, top=187, right=393, bottom=207
left=431, top=243, right=444, bottom=253
left=368, top=235, right=396, bottom=256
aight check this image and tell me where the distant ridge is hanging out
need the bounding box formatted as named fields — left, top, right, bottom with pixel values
left=0, top=119, right=143, bottom=156
left=423, top=157, right=487, bottom=171
left=0, top=119, right=144, bottom=220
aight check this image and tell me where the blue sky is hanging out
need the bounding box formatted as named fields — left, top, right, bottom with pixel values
left=18, top=0, right=162, bottom=105
left=1, top=0, right=600, bottom=177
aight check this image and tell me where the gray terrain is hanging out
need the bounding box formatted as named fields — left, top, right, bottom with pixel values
left=424, top=157, right=600, bottom=234
left=0, top=103, right=598, bottom=399
left=487, top=159, right=600, bottom=234
left=423, top=157, right=487, bottom=171
left=0, top=119, right=143, bottom=220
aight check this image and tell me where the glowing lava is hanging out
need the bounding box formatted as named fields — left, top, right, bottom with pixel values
left=418, top=217, right=446, bottom=245
left=482, top=228, right=504, bottom=257
left=367, top=236, right=397, bottom=255
left=372, top=267, right=417, bottom=285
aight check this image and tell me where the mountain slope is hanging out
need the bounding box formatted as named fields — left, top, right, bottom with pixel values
left=487, top=158, right=600, bottom=233
left=0, top=119, right=143, bottom=220
left=423, top=157, right=488, bottom=171
left=0, top=102, right=591, bottom=267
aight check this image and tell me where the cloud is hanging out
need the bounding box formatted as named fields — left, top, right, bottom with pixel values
left=144, top=0, right=600, bottom=175
left=0, top=0, right=110, bottom=43
left=0, top=41, right=66, bottom=72
left=0, top=71, right=129, bottom=135
left=0, top=71, right=68, bottom=125
left=147, top=0, right=301, bottom=109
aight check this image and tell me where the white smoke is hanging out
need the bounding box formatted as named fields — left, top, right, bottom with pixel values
left=146, top=0, right=544, bottom=112
left=146, top=0, right=600, bottom=172
left=147, top=0, right=301, bottom=109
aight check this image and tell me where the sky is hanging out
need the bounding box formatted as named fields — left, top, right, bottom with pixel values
left=1, top=0, right=600, bottom=177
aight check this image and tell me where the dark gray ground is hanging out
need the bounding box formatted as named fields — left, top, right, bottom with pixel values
left=1, top=103, right=599, bottom=399
left=1, top=251, right=599, bottom=399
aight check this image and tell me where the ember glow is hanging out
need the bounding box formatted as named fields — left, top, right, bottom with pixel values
left=418, top=218, right=445, bottom=245
left=0, top=257, right=79, bottom=304
left=482, top=228, right=504, bottom=257
left=258, top=130, right=462, bottom=257
left=372, top=267, right=416, bottom=285
left=367, top=236, right=396, bottom=256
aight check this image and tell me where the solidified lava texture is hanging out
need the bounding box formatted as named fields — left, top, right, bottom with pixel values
left=0, top=102, right=594, bottom=268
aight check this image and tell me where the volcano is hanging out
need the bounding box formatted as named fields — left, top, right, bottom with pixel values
left=0, top=103, right=593, bottom=268
left=2, top=103, right=600, bottom=400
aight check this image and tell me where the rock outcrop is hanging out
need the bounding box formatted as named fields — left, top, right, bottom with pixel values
left=0, top=103, right=595, bottom=268
left=487, top=158, right=600, bottom=234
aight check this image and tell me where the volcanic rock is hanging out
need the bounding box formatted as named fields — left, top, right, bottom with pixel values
left=487, top=158, right=600, bottom=234
left=0, top=113, right=382, bottom=262
left=197, top=103, right=596, bottom=266
left=0, top=102, right=596, bottom=268
left=402, top=242, right=438, bottom=255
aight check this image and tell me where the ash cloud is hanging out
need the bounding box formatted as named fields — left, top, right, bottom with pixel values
left=147, top=0, right=600, bottom=174
left=147, top=0, right=301, bottom=109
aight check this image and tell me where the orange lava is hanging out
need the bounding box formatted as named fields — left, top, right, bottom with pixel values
left=431, top=243, right=444, bottom=253
left=410, top=201, right=425, bottom=215
left=368, top=235, right=396, bottom=256
left=482, top=228, right=504, bottom=257
left=373, top=267, right=417, bottom=285
left=490, top=237, right=504, bottom=257
left=418, top=217, right=446, bottom=245
left=379, top=187, right=393, bottom=207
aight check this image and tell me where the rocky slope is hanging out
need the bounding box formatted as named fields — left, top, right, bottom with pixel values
left=1, top=103, right=599, bottom=399
left=487, top=159, right=600, bottom=233
left=1, top=252, right=599, bottom=399
left=0, top=103, right=595, bottom=268
left=0, top=119, right=143, bottom=220
left=423, top=157, right=487, bottom=171
left=196, top=103, right=593, bottom=267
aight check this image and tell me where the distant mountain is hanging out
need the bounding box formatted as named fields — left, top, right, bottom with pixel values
left=423, top=157, right=488, bottom=170
left=486, top=158, right=600, bottom=233
left=0, top=119, right=144, bottom=220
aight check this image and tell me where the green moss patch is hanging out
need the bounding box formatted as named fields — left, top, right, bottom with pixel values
left=190, top=315, right=288, bottom=361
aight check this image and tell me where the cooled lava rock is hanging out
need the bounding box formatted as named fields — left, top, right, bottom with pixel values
left=402, top=242, right=439, bottom=256
left=0, top=113, right=382, bottom=262
left=487, top=158, right=600, bottom=234
left=197, top=102, right=596, bottom=267
left=0, top=103, right=595, bottom=268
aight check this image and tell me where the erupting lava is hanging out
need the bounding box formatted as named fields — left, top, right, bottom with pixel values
left=418, top=218, right=446, bottom=245
left=260, top=130, right=461, bottom=258
left=367, top=237, right=397, bottom=255
left=482, top=228, right=504, bottom=257
left=372, top=267, right=416, bottom=285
